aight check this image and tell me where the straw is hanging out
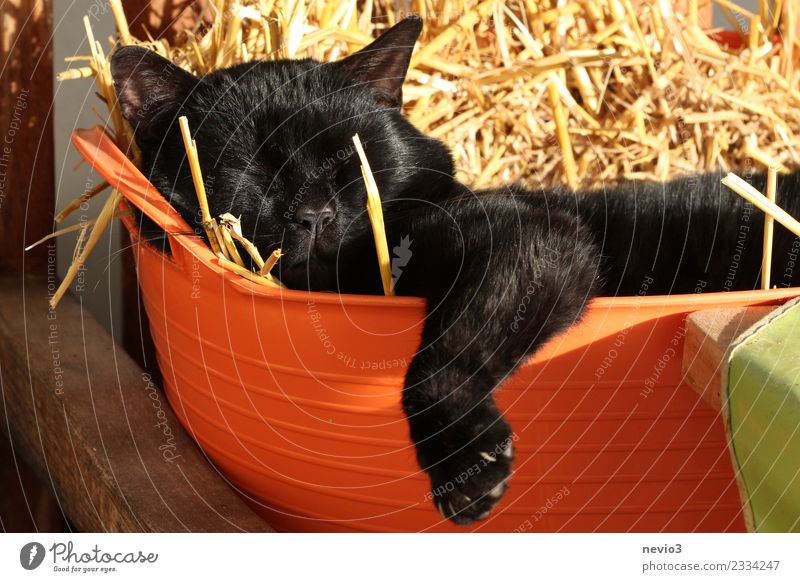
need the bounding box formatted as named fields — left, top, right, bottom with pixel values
left=57, top=66, right=95, bottom=81
left=174, top=133, right=286, bottom=286
left=217, top=255, right=283, bottom=288
left=260, top=249, right=282, bottom=278
left=26, top=221, right=95, bottom=251
left=743, top=141, right=792, bottom=174
left=47, top=13, right=137, bottom=308
left=786, top=0, right=796, bottom=80
left=49, top=191, right=123, bottom=309
left=217, top=213, right=284, bottom=287
left=177, top=116, right=225, bottom=257
left=547, top=79, right=578, bottom=189
left=762, top=166, right=777, bottom=289
left=352, top=133, right=394, bottom=296
left=219, top=225, right=246, bottom=267
left=61, top=0, right=800, bottom=189
left=27, top=207, right=134, bottom=251
left=721, top=173, right=800, bottom=238
left=108, top=0, right=132, bottom=45
left=55, top=181, right=110, bottom=222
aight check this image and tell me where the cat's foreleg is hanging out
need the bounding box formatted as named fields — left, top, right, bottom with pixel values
left=389, top=193, right=599, bottom=524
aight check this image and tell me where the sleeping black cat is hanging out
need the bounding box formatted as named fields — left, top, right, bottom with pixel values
left=110, top=16, right=800, bottom=525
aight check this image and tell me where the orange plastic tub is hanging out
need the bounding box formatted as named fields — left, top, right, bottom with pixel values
left=74, top=126, right=800, bottom=532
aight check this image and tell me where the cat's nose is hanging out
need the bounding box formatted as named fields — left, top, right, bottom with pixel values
left=294, top=203, right=336, bottom=235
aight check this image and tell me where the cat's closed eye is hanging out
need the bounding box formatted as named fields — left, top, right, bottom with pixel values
left=332, top=151, right=356, bottom=178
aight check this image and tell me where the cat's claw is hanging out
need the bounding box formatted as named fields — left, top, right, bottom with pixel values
left=433, top=473, right=510, bottom=525
left=427, top=437, right=515, bottom=526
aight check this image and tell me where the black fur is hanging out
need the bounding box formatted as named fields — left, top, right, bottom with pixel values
left=111, top=17, right=800, bottom=525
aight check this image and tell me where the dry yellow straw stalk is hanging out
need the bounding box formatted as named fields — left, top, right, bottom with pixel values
left=26, top=221, right=96, bottom=251
left=177, top=121, right=283, bottom=288
left=763, top=167, right=777, bottom=289
left=547, top=79, right=577, bottom=189
left=27, top=209, right=132, bottom=251
left=49, top=13, right=136, bottom=308
left=352, top=133, right=394, bottom=296
left=219, top=213, right=249, bottom=266
left=260, top=249, right=282, bottom=278
left=55, top=181, right=110, bottom=223
left=219, top=226, right=246, bottom=267
left=743, top=141, right=783, bottom=289
left=217, top=255, right=282, bottom=288
left=219, top=213, right=284, bottom=287
left=721, top=172, right=800, bottom=238
left=49, top=190, right=124, bottom=309
left=177, top=115, right=226, bottom=257
left=108, top=0, right=132, bottom=46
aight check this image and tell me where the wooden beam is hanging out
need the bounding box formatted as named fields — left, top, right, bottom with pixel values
left=682, top=306, right=777, bottom=411
left=0, top=276, right=272, bottom=532
left=0, top=0, right=62, bottom=532
left=0, top=0, right=55, bottom=274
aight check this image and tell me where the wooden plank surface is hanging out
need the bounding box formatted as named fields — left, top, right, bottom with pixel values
left=0, top=276, right=272, bottom=532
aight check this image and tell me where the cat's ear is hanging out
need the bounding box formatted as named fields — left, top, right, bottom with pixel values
left=110, top=45, right=198, bottom=129
left=335, top=16, right=423, bottom=108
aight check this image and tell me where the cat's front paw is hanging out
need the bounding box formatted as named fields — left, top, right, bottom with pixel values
left=423, top=423, right=515, bottom=525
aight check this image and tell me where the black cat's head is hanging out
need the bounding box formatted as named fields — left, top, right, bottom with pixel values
left=110, top=16, right=454, bottom=290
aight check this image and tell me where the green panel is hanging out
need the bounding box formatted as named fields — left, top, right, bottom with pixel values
left=727, top=300, right=800, bottom=532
